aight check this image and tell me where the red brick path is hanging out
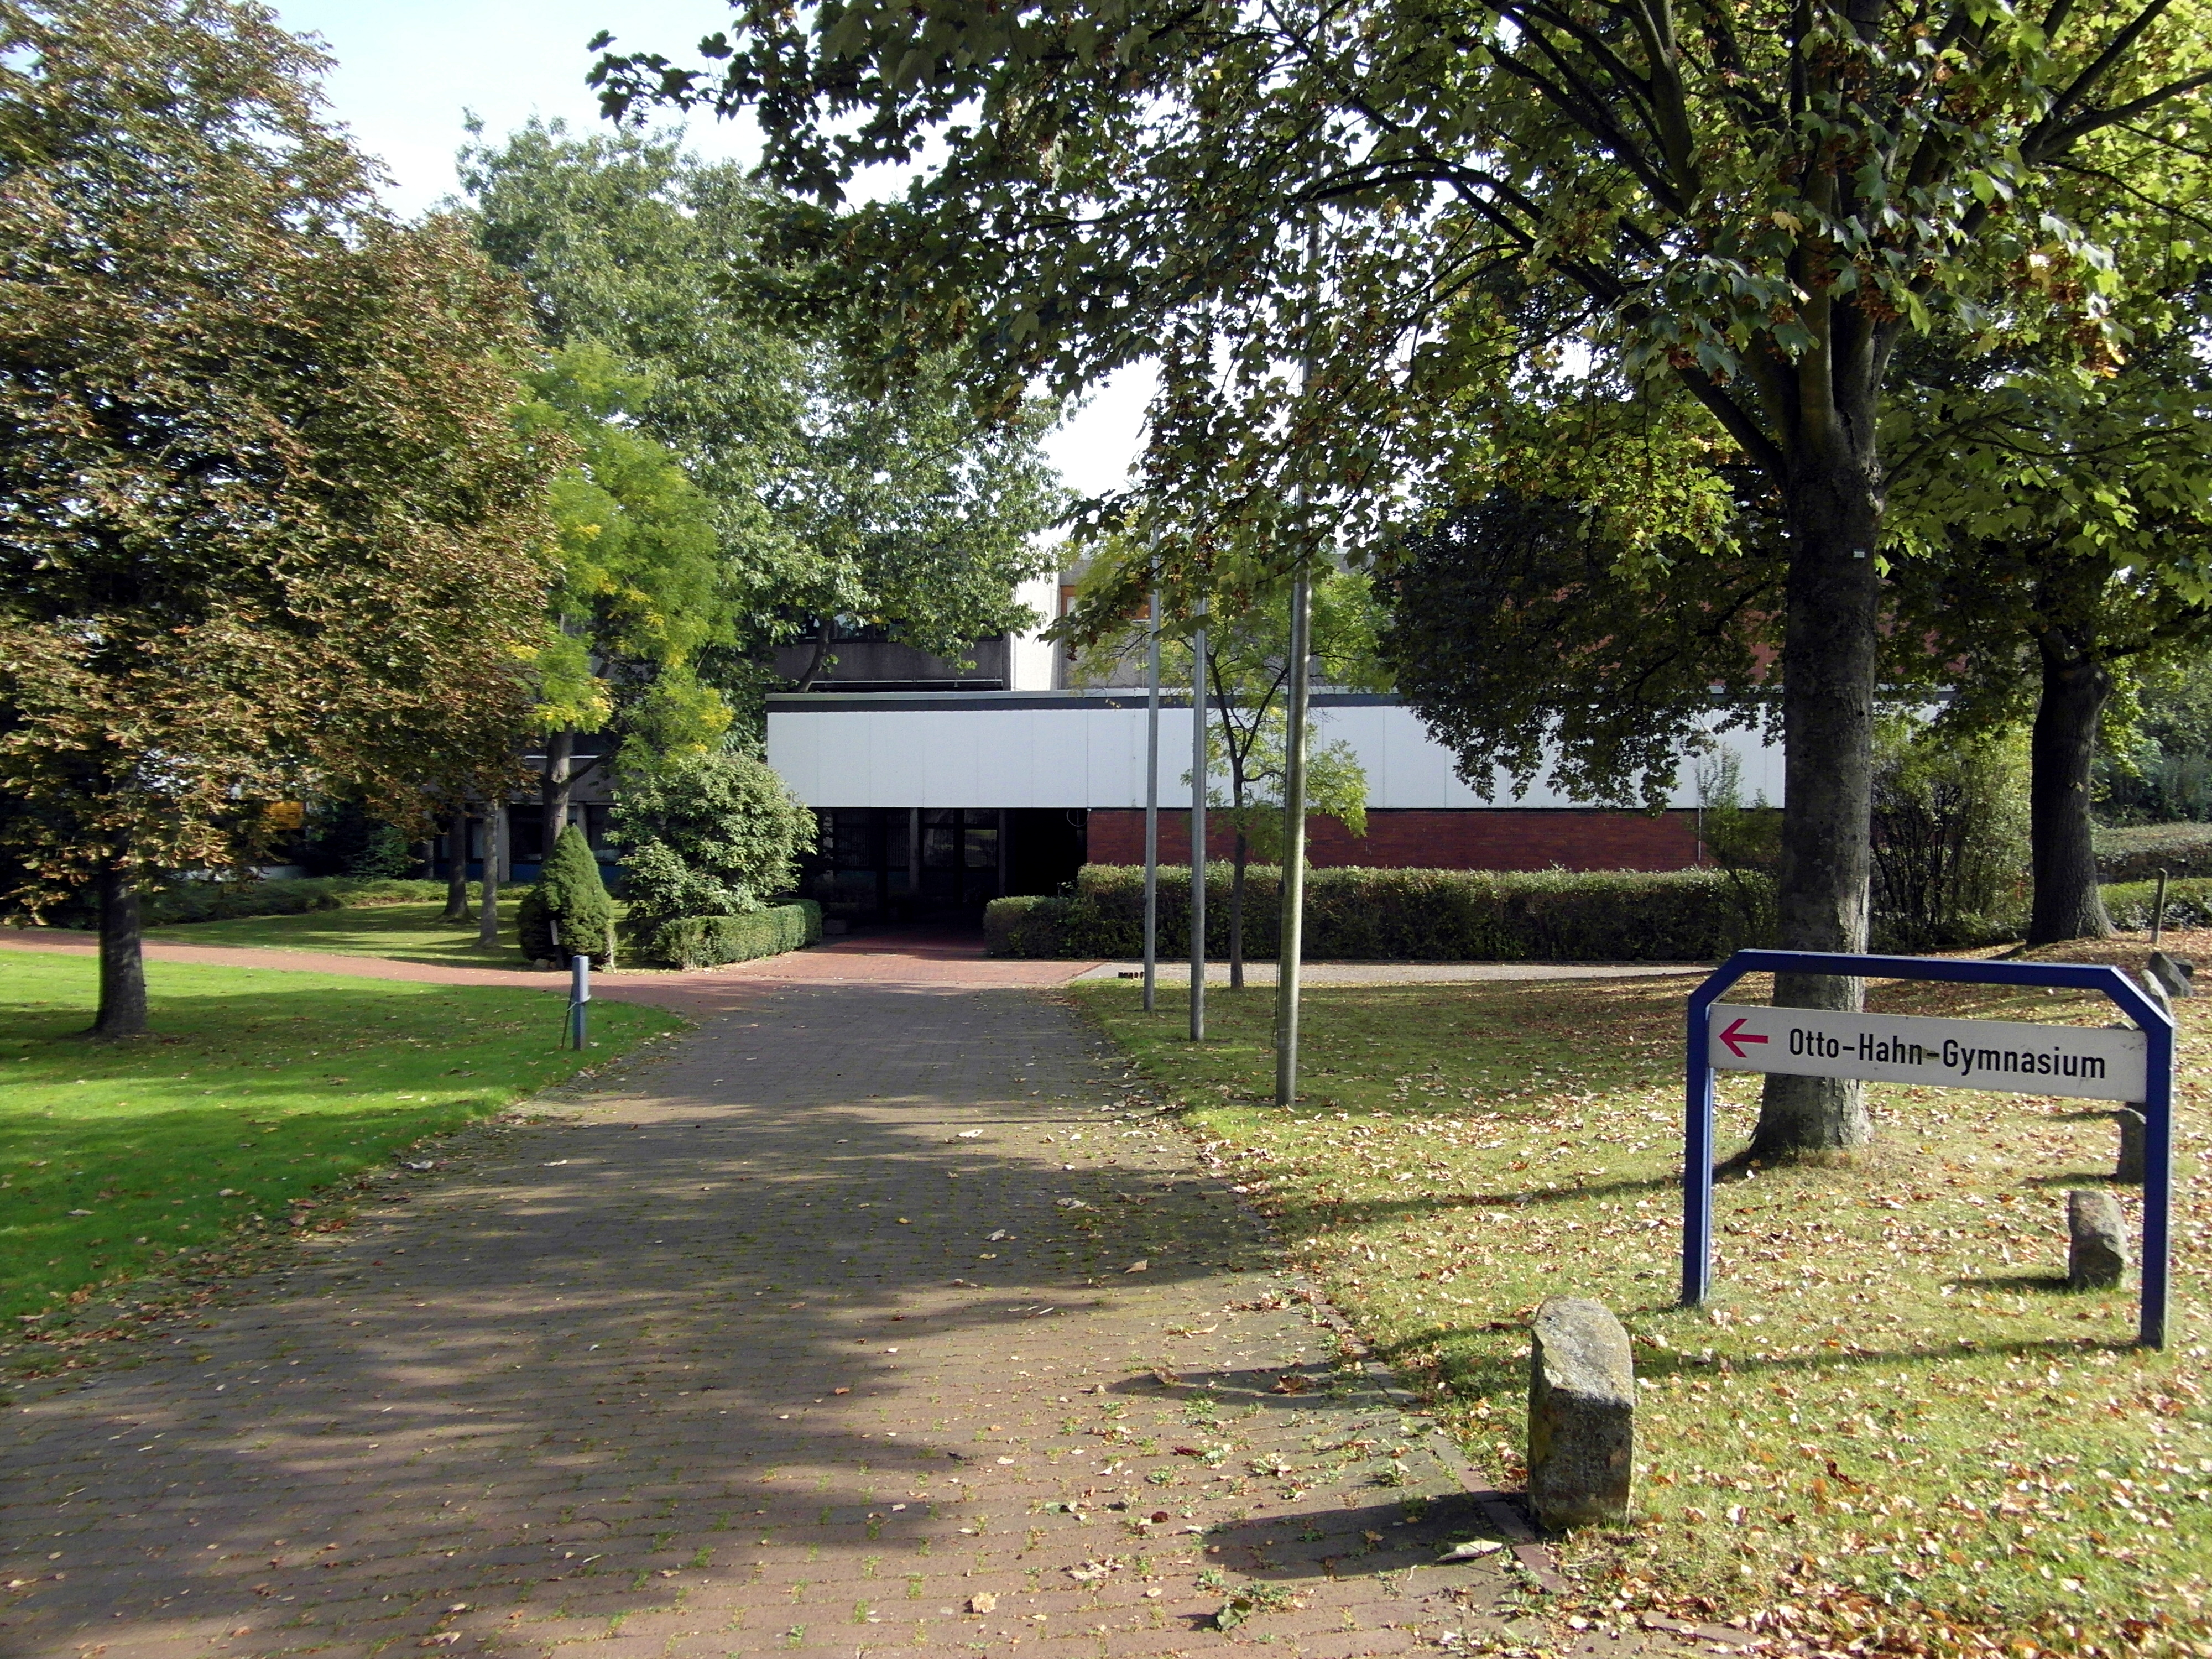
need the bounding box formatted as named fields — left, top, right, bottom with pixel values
left=0, top=956, right=1579, bottom=1657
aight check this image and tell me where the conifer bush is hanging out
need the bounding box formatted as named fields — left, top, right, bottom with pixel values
left=517, top=823, right=617, bottom=964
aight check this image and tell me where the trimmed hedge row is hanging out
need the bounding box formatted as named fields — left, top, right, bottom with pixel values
left=648, top=901, right=822, bottom=969
left=142, top=877, right=448, bottom=925
left=985, top=864, right=1775, bottom=962
left=2094, top=824, right=2212, bottom=884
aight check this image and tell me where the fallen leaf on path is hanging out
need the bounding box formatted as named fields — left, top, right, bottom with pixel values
left=967, top=1593, right=997, bottom=1613
left=1438, top=1540, right=1503, bottom=1561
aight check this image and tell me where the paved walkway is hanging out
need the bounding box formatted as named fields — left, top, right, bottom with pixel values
left=0, top=953, right=1559, bottom=1658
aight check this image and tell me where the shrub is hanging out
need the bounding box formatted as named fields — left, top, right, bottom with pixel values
left=610, top=750, right=816, bottom=931
left=2093, top=823, right=2212, bottom=884
left=2099, top=877, right=2212, bottom=931
left=1869, top=719, right=2030, bottom=951
left=987, top=864, right=1774, bottom=961
left=649, top=902, right=822, bottom=969
left=516, top=824, right=617, bottom=965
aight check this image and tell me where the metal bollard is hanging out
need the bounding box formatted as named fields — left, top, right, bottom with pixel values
left=568, top=953, right=590, bottom=1050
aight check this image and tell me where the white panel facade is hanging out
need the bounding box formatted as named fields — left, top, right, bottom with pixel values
left=765, top=694, right=1786, bottom=810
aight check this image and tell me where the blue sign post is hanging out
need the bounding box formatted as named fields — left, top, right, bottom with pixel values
left=1685, top=949, right=2176, bottom=1349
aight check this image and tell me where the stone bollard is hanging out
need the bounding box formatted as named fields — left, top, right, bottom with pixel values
left=2146, top=951, right=2194, bottom=1000
left=2115, top=1108, right=2147, bottom=1184
left=2067, top=1190, right=2128, bottom=1290
left=1526, top=1296, right=1634, bottom=1532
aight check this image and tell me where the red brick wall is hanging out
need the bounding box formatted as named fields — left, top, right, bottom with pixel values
left=1086, top=808, right=1704, bottom=872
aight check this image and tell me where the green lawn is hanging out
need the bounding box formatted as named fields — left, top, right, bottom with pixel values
left=0, top=948, right=682, bottom=1335
left=1078, top=968, right=2211, bottom=1652
left=139, top=899, right=534, bottom=968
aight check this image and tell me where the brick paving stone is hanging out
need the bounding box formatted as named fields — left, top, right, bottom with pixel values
left=0, top=955, right=1624, bottom=1658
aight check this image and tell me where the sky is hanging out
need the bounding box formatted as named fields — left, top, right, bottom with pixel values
left=267, top=0, right=1153, bottom=504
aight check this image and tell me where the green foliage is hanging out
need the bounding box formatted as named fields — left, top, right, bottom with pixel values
left=985, top=864, right=1771, bottom=962
left=458, top=121, right=1066, bottom=713
left=516, top=825, right=617, bottom=965
left=515, top=345, right=736, bottom=763
left=2100, top=877, right=2212, bottom=930
left=1379, top=493, right=1779, bottom=809
left=0, top=0, right=555, bottom=914
left=2100, top=655, right=2212, bottom=825
left=1868, top=719, right=2032, bottom=951
left=648, top=901, right=822, bottom=969
left=609, top=750, right=817, bottom=930
left=299, top=800, right=416, bottom=879
left=594, top=0, right=2211, bottom=598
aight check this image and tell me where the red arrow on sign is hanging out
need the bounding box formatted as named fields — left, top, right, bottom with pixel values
left=1717, top=1016, right=1768, bottom=1060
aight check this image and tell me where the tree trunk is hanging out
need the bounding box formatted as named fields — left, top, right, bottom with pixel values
left=442, top=807, right=473, bottom=922
left=795, top=618, right=835, bottom=691
left=476, top=801, right=502, bottom=951
left=1750, top=437, right=1881, bottom=1159
left=92, top=857, right=148, bottom=1039
left=542, top=727, right=576, bottom=846
left=2027, top=629, right=2115, bottom=945
left=1229, top=830, right=1248, bottom=990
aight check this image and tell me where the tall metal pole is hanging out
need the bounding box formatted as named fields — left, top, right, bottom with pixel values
left=1274, top=218, right=1323, bottom=1107
left=1274, top=561, right=1312, bottom=1105
left=1190, top=599, right=1208, bottom=1042
left=1142, top=582, right=1162, bottom=1013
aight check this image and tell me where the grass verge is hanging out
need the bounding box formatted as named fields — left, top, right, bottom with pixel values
left=0, top=948, right=682, bottom=1346
left=1074, top=951, right=2211, bottom=1655
left=136, top=900, right=535, bottom=968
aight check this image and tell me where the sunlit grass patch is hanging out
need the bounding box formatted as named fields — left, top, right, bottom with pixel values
left=1077, top=973, right=2211, bottom=1650
left=0, top=948, right=682, bottom=1337
left=139, top=899, right=531, bottom=968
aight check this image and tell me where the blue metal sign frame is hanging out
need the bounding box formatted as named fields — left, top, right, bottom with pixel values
left=1685, top=950, right=2176, bottom=1349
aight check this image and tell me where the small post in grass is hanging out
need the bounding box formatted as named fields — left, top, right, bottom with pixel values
left=568, top=952, right=590, bottom=1050
left=2152, top=867, right=2169, bottom=947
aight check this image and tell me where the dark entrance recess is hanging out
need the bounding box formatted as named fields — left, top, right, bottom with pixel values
left=800, top=808, right=1087, bottom=923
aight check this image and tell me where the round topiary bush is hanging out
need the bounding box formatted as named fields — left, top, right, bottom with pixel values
left=517, top=822, right=617, bottom=964
left=609, top=750, right=816, bottom=934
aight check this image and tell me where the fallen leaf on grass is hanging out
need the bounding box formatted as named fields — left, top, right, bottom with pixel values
left=1124, top=1259, right=1149, bottom=1273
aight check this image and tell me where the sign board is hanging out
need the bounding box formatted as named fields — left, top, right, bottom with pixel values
left=1683, top=950, right=2176, bottom=1349
left=1706, top=1004, right=2147, bottom=1102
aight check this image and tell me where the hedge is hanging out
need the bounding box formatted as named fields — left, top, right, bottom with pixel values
left=648, top=901, right=823, bottom=969
left=2094, top=823, right=2212, bottom=884
left=985, top=864, right=1775, bottom=962
left=140, top=876, right=447, bottom=925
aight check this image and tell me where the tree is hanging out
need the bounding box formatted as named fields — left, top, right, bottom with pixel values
left=609, top=749, right=816, bottom=936
left=0, top=0, right=556, bottom=1035
left=517, top=823, right=618, bottom=964
left=518, top=341, right=737, bottom=831
left=1378, top=487, right=1781, bottom=811
left=598, top=0, right=2212, bottom=1153
left=1080, top=557, right=1381, bottom=984
left=457, top=121, right=1068, bottom=706
left=1886, top=293, right=2212, bottom=942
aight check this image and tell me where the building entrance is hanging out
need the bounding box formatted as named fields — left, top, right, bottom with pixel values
left=800, top=807, right=1086, bottom=923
